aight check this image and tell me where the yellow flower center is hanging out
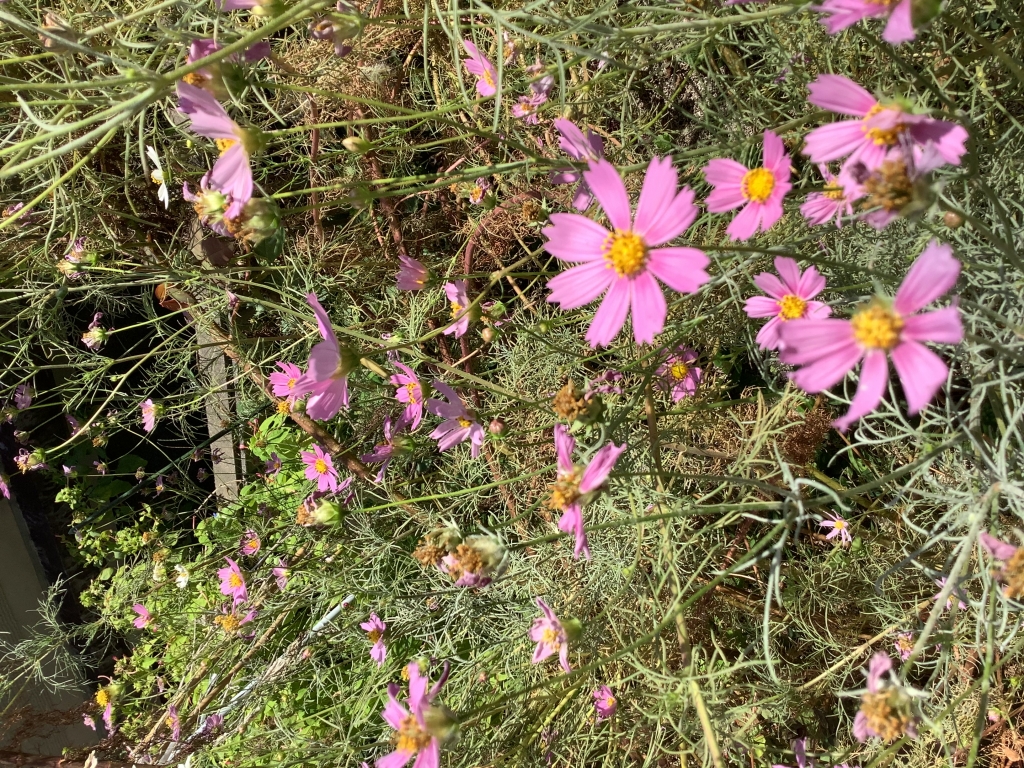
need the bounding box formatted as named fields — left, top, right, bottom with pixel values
left=314, top=458, right=328, bottom=474
left=605, top=696, right=616, bottom=708
left=150, top=170, right=164, bottom=185
left=216, top=138, right=238, bottom=154
left=166, top=716, right=176, bottom=728
left=450, top=301, right=463, bottom=318
left=541, top=627, right=562, bottom=647
left=547, top=470, right=581, bottom=510
left=833, top=519, right=847, bottom=530
left=457, top=416, right=472, bottom=428
left=862, top=104, right=906, bottom=147
left=406, top=382, right=418, bottom=404
left=481, top=69, right=495, bottom=88
left=182, top=71, right=208, bottom=86
left=603, top=230, right=647, bottom=278
left=286, top=377, right=297, bottom=390
left=823, top=182, right=845, bottom=201
left=95, top=689, right=110, bottom=708
left=778, top=294, right=807, bottom=320
left=246, top=538, right=258, bottom=549
left=395, top=714, right=432, bottom=753
left=851, top=303, right=904, bottom=351
left=670, top=362, right=689, bottom=380
left=741, top=167, right=776, bottom=203
left=469, top=185, right=485, bottom=204
left=860, top=691, right=913, bottom=742
left=215, top=614, right=241, bottom=633
left=229, top=573, right=243, bottom=588
left=277, top=400, right=291, bottom=415
left=367, top=628, right=383, bottom=643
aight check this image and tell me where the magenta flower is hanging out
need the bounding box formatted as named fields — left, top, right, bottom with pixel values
left=778, top=241, right=962, bottom=431
left=269, top=361, right=304, bottom=399
left=655, top=346, right=702, bottom=402
left=853, top=653, right=917, bottom=742
left=0, top=473, right=9, bottom=500
left=426, top=380, right=484, bottom=458
left=265, top=453, right=282, bottom=476
left=743, top=257, right=832, bottom=351
left=377, top=662, right=446, bottom=768
left=176, top=82, right=253, bottom=219
left=802, top=75, right=968, bottom=172
left=360, top=415, right=407, bottom=483
left=933, top=577, right=969, bottom=611
left=530, top=597, right=571, bottom=673
left=593, top=686, right=617, bottom=721
left=240, top=530, right=261, bottom=556
left=184, top=38, right=270, bottom=94
left=391, top=362, right=425, bottom=430
left=979, top=533, right=1024, bottom=599
left=132, top=604, right=153, bottom=630
left=462, top=39, right=497, bottom=97
left=704, top=130, right=792, bottom=241
left=360, top=613, right=387, bottom=666
left=801, top=164, right=856, bottom=227
left=302, top=443, right=340, bottom=492
left=218, top=557, right=248, bottom=605
left=101, top=702, right=113, bottom=735
left=397, top=254, right=429, bottom=291
left=301, top=293, right=355, bottom=420
left=544, top=157, right=710, bottom=347
left=140, top=398, right=161, bottom=432
left=549, top=118, right=604, bottom=210
left=819, top=512, right=852, bottom=544
left=443, top=280, right=471, bottom=338
left=83, top=714, right=96, bottom=730
left=165, top=704, right=181, bottom=741
left=549, top=425, right=626, bottom=559
left=273, top=559, right=289, bottom=590
left=512, top=94, right=544, bottom=125
left=813, top=0, right=915, bottom=45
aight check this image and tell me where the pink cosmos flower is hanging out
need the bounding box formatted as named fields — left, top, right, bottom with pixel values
left=83, top=714, right=96, bottom=730
left=845, top=142, right=948, bottom=231
left=443, top=281, right=471, bottom=338
left=0, top=473, right=9, bottom=500
left=140, top=398, right=160, bottom=432
left=360, top=415, right=407, bottom=483
left=426, top=380, right=484, bottom=458
left=852, top=653, right=917, bottom=742
left=240, top=530, right=261, bottom=556
left=819, top=512, right=852, bottom=544
left=391, top=362, right=425, bottom=430
left=512, top=94, right=545, bottom=125
left=265, top=453, right=282, bottom=476
left=802, top=75, right=968, bottom=172
left=655, top=346, right=702, bottom=402
left=182, top=173, right=231, bottom=236
left=744, top=257, right=832, bottom=351
left=218, top=557, right=248, bottom=605
left=360, top=613, right=387, bottom=666
left=397, top=255, right=429, bottom=291
left=272, top=559, right=289, bottom=590
left=302, top=443, right=340, bottom=492
left=377, top=662, right=446, bottom=768
left=704, top=130, right=792, bottom=241
left=14, top=384, right=32, bottom=409
left=300, top=293, right=355, bottom=420
left=101, top=702, right=113, bottom=735
left=462, top=39, right=498, bottom=97
left=549, top=118, right=604, bottom=210
left=933, top=577, right=968, bottom=611
left=270, top=361, right=304, bottom=399
left=166, top=704, right=181, bottom=741
left=544, top=157, right=710, bottom=347
left=894, top=631, right=914, bottom=661
left=778, top=241, right=962, bottom=431
left=979, top=533, right=1024, bottom=599
left=82, top=312, right=108, bottom=351
left=813, top=0, right=915, bottom=45
left=530, top=597, right=571, bottom=673
left=184, top=38, right=270, bottom=94
left=176, top=82, right=253, bottom=219
left=550, top=425, right=626, bottom=559
left=801, top=164, right=856, bottom=227
left=593, top=686, right=617, bottom=721
left=132, top=604, right=153, bottom=630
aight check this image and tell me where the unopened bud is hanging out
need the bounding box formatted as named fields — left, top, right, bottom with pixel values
left=342, top=136, right=372, bottom=154
left=481, top=326, right=496, bottom=344
left=488, top=418, right=506, bottom=436
left=943, top=211, right=964, bottom=229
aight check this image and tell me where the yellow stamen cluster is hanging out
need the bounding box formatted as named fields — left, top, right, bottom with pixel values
left=450, top=301, right=464, bottom=319
left=95, top=688, right=110, bottom=708
left=603, top=230, right=647, bottom=277
left=861, top=159, right=914, bottom=213
left=741, top=167, right=776, bottom=203
left=552, top=380, right=587, bottom=422
left=778, top=294, right=807, bottom=320
left=457, top=416, right=472, bottom=428
left=851, top=303, right=904, bottom=351
left=862, top=104, right=906, bottom=147
left=215, top=138, right=238, bottom=154
left=215, top=614, right=241, bottom=633
left=446, top=543, right=483, bottom=581
left=395, top=714, right=433, bottom=753
left=481, top=69, right=495, bottom=88
left=859, top=691, right=914, bottom=742
left=229, top=573, right=244, bottom=589
left=547, top=470, right=581, bottom=511
left=1003, top=549, right=1024, bottom=599
left=314, top=458, right=329, bottom=475
left=150, top=170, right=164, bottom=185
left=823, top=182, right=846, bottom=201
left=367, top=628, right=383, bottom=643
left=669, top=362, right=689, bottom=380
left=406, top=382, right=418, bottom=404
left=182, top=72, right=208, bottom=87
left=540, top=627, right=562, bottom=648
left=277, top=399, right=291, bottom=415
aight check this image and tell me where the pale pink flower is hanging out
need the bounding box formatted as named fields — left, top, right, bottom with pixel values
left=218, top=557, right=248, bottom=605
left=530, top=598, right=571, bottom=673
left=512, top=94, right=545, bottom=124
left=83, top=714, right=96, bottom=730
left=443, top=281, right=471, bottom=338
left=813, top=0, right=916, bottom=45
left=894, top=631, right=914, bottom=661
left=14, top=384, right=32, bottom=409
left=853, top=652, right=917, bottom=741
left=391, top=362, right=425, bottom=429
left=240, top=529, right=261, bottom=556
left=802, top=75, right=968, bottom=172
left=550, top=425, right=626, bottom=559
left=801, top=164, right=856, bottom=227
left=704, top=130, right=792, bottom=241
left=302, top=443, right=340, bottom=492
left=166, top=704, right=181, bottom=741
left=544, top=157, right=710, bottom=347
left=132, top=604, right=153, bottom=629
left=182, top=173, right=231, bottom=236
left=176, top=82, right=253, bottom=218
left=819, top=512, right=852, bottom=544
left=778, top=241, right=962, bottom=431
left=462, top=39, right=498, bottom=97
left=184, top=38, right=271, bottom=94
left=82, top=312, right=109, bottom=351
left=593, top=686, right=617, bottom=721
left=744, top=257, right=831, bottom=351
left=549, top=118, right=604, bottom=210
left=300, top=293, right=354, bottom=420
left=979, top=533, right=1024, bottom=599
left=360, top=613, right=387, bottom=666
left=272, top=559, right=289, bottom=590
left=933, top=577, right=968, bottom=611
left=845, top=142, right=948, bottom=230
left=655, top=346, right=702, bottom=402
left=140, top=398, right=161, bottom=432
left=397, top=254, right=428, bottom=290
left=269, top=361, right=304, bottom=399
left=360, top=415, right=407, bottom=482
left=377, top=662, right=446, bottom=768
left=0, top=473, right=9, bottom=499
left=426, top=380, right=484, bottom=458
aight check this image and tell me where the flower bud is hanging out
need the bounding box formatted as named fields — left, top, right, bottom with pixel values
left=297, top=497, right=342, bottom=527
left=342, top=136, right=373, bottom=154
left=562, top=617, right=584, bottom=643
left=943, top=211, right=964, bottom=229
left=481, top=326, right=496, bottom=344
left=488, top=418, right=506, bottom=436
left=235, top=198, right=281, bottom=246
left=423, top=704, right=459, bottom=742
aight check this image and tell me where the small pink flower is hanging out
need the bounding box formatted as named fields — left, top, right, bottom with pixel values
left=240, top=530, right=261, bottom=556
left=744, top=257, right=832, bottom=351
left=218, top=557, right=248, bottom=605
left=933, top=577, right=968, bottom=611
left=852, top=652, right=917, bottom=742
left=185, top=38, right=270, bottom=94
left=593, top=686, right=617, bottom=720
left=813, top=0, right=916, bottom=45
left=894, top=631, right=914, bottom=661
left=269, top=361, right=304, bottom=399
left=530, top=597, right=571, bottom=673
left=801, top=164, right=856, bottom=227
left=512, top=94, right=545, bottom=124
left=272, top=559, right=289, bottom=590
left=82, top=312, right=109, bottom=351
left=360, top=613, right=387, bottom=666
left=377, top=662, right=446, bottom=768
left=140, top=398, right=161, bottom=432
left=101, top=702, right=113, bottom=734
left=549, top=118, right=604, bottom=210
left=443, top=280, right=471, bottom=338
left=655, top=346, right=702, bottom=402
left=302, top=443, right=340, bottom=492
left=165, top=704, right=181, bottom=741
left=462, top=39, right=498, bottom=97
left=704, top=130, right=792, bottom=241
left=802, top=75, right=968, bottom=172
left=132, top=604, right=153, bottom=630
left=544, top=157, right=710, bottom=347
left=300, top=293, right=354, bottom=420
left=391, top=362, right=425, bottom=430
left=83, top=714, right=96, bottom=730
left=0, top=473, right=9, bottom=500
left=426, top=380, right=484, bottom=458
left=360, top=415, right=407, bottom=483
left=819, top=512, right=852, bottom=544
left=397, top=254, right=429, bottom=290
left=778, top=241, right=962, bottom=431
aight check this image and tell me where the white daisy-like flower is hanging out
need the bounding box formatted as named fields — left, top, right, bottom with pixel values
left=146, top=145, right=169, bottom=209
left=173, top=564, right=189, bottom=589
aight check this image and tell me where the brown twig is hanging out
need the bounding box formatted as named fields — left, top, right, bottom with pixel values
left=307, top=94, right=323, bottom=243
